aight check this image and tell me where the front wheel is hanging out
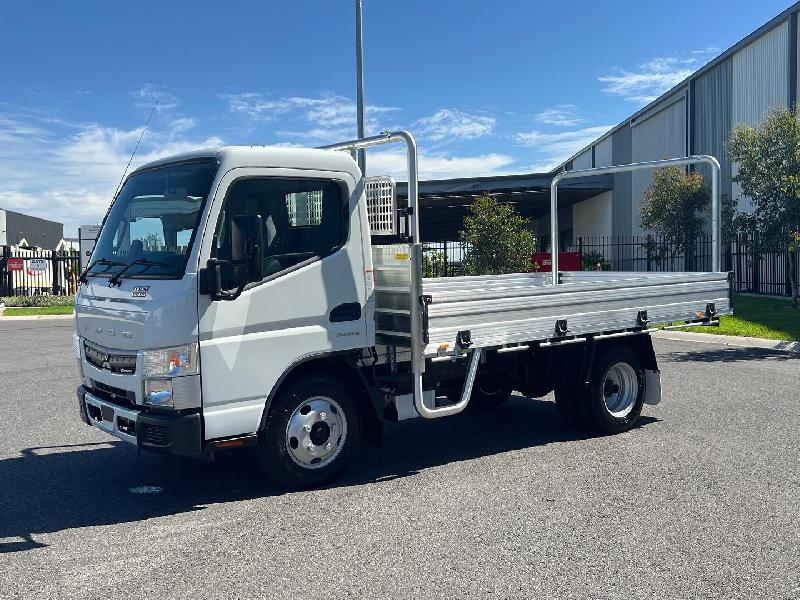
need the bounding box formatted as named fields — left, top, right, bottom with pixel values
left=257, top=377, right=361, bottom=488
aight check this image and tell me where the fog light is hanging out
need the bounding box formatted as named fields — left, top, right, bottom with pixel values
left=144, top=379, right=173, bottom=408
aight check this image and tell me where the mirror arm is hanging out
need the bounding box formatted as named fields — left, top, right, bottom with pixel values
left=203, top=257, right=251, bottom=301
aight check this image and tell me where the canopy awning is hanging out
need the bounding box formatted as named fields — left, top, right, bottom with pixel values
left=396, top=172, right=612, bottom=241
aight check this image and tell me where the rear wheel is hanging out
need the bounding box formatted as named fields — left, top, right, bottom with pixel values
left=257, top=377, right=361, bottom=488
left=469, top=374, right=514, bottom=410
left=518, top=378, right=554, bottom=399
left=582, top=346, right=645, bottom=434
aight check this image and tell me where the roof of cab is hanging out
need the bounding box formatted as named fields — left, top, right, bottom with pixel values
left=130, top=145, right=361, bottom=179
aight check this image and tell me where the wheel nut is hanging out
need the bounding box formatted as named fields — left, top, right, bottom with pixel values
left=303, top=424, right=312, bottom=433
left=319, top=412, right=327, bottom=421
left=325, top=442, right=332, bottom=451
left=308, top=444, right=315, bottom=453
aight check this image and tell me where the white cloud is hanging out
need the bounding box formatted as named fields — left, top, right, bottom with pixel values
left=368, top=149, right=514, bottom=180
left=131, top=84, right=180, bottom=111
left=514, top=125, right=613, bottom=158
left=221, top=92, right=399, bottom=142
left=414, top=108, right=495, bottom=141
left=599, top=49, right=718, bottom=104
left=534, top=104, right=584, bottom=127
left=0, top=109, right=222, bottom=236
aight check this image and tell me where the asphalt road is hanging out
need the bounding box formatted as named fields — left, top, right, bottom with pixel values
left=1, top=320, right=799, bottom=599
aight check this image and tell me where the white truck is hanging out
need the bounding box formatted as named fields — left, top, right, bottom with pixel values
left=74, top=131, right=731, bottom=487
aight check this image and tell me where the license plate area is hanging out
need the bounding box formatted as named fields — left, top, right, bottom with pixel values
left=100, top=404, right=114, bottom=422
left=83, top=392, right=139, bottom=444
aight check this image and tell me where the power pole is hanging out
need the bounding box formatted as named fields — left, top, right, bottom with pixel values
left=355, top=0, right=366, bottom=174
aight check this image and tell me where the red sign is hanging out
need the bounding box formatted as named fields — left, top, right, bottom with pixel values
left=531, top=252, right=581, bottom=272
left=7, top=258, right=24, bottom=272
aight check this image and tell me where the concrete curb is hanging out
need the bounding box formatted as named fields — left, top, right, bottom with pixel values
left=652, top=329, right=800, bottom=354
left=0, top=313, right=74, bottom=321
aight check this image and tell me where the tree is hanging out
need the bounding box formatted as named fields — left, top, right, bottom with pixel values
left=422, top=246, right=446, bottom=277
left=459, top=195, right=535, bottom=275
left=728, top=106, right=800, bottom=307
left=640, top=166, right=710, bottom=270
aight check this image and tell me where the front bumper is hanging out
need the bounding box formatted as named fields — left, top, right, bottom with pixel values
left=77, top=385, right=204, bottom=457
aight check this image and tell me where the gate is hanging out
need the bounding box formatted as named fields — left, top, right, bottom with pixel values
left=0, top=246, right=80, bottom=297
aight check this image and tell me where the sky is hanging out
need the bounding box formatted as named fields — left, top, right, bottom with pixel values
left=0, top=0, right=796, bottom=236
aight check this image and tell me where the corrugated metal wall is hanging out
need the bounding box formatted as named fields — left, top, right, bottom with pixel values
left=731, top=20, right=790, bottom=211
left=611, top=125, right=632, bottom=236
left=693, top=59, right=733, bottom=201
left=594, top=137, right=612, bottom=168
left=731, top=21, right=788, bottom=126
left=572, top=148, right=593, bottom=170
left=630, top=91, right=688, bottom=234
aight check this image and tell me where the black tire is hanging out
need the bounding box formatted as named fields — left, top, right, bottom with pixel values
left=257, top=377, right=361, bottom=488
left=518, top=378, right=554, bottom=399
left=468, top=374, right=514, bottom=410
left=554, top=385, right=584, bottom=427
left=580, top=345, right=645, bottom=434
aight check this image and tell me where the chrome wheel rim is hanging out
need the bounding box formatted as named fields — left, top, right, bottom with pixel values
left=602, top=362, right=638, bottom=418
left=285, top=396, right=347, bottom=470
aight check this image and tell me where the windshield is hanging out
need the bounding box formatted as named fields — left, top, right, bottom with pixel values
left=89, top=160, right=217, bottom=279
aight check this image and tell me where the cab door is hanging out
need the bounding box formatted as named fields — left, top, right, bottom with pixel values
left=196, top=167, right=367, bottom=440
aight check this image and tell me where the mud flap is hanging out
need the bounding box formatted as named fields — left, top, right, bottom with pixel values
left=644, top=370, right=662, bottom=405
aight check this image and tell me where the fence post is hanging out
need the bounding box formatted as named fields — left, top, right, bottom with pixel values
left=52, top=250, right=59, bottom=295
left=0, top=246, right=7, bottom=296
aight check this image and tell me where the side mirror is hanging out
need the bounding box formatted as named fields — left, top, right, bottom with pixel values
left=199, top=214, right=264, bottom=300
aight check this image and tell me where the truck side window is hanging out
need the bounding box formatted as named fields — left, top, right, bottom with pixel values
left=212, top=178, right=347, bottom=287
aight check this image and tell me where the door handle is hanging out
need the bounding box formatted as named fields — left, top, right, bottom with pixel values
left=329, top=302, right=362, bottom=322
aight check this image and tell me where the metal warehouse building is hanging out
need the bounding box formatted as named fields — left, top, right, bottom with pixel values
left=0, top=208, right=64, bottom=250
left=404, top=2, right=800, bottom=249
left=554, top=1, right=800, bottom=241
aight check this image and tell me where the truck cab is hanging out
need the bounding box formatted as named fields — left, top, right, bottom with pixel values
left=76, top=145, right=378, bottom=481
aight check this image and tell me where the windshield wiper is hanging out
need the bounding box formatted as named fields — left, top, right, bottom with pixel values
left=108, top=258, right=182, bottom=287
left=78, top=258, right=126, bottom=285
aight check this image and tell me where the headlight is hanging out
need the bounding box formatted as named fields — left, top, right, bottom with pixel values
left=141, top=343, right=199, bottom=377
left=144, top=378, right=173, bottom=407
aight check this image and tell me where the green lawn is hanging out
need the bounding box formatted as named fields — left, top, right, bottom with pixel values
left=2, top=305, right=74, bottom=316
left=680, top=293, right=799, bottom=341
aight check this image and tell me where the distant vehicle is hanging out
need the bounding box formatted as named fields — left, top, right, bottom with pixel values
left=74, top=131, right=730, bottom=488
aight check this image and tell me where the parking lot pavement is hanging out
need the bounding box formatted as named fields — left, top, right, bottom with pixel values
left=1, top=321, right=799, bottom=600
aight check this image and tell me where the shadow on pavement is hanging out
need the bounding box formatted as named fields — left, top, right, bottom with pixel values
left=661, top=346, right=800, bottom=364
left=0, top=396, right=658, bottom=554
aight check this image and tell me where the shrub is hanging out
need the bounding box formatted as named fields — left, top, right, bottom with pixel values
left=0, top=294, right=76, bottom=307
left=460, top=195, right=535, bottom=275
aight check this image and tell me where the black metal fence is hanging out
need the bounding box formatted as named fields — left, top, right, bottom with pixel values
left=422, top=235, right=799, bottom=297
left=0, top=246, right=80, bottom=297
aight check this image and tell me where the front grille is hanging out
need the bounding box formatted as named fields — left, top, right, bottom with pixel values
left=91, top=381, right=137, bottom=409
left=141, top=423, right=170, bottom=447
left=84, top=341, right=137, bottom=374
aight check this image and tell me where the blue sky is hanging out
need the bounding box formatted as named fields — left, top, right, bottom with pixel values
left=0, top=0, right=794, bottom=235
